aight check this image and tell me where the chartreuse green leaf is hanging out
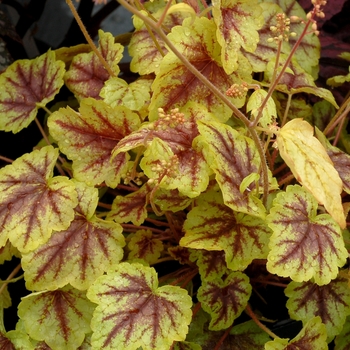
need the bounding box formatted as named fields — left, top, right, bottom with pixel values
left=0, top=50, right=64, bottom=133
left=65, top=29, right=123, bottom=100
left=18, top=285, right=94, bottom=350
left=266, top=185, right=347, bottom=285
left=149, top=16, right=252, bottom=121
left=247, top=89, right=276, bottom=128
left=277, top=118, right=345, bottom=229
left=212, top=0, right=263, bottom=74
left=265, top=317, right=327, bottom=350
left=48, top=98, right=140, bottom=188
left=0, top=240, right=20, bottom=264
left=180, top=191, right=270, bottom=271
left=127, top=229, right=164, bottom=265
left=152, top=187, right=193, bottom=213
left=0, top=146, right=77, bottom=253
left=285, top=278, right=350, bottom=342
left=315, top=127, right=350, bottom=195
left=197, top=120, right=277, bottom=218
left=335, top=315, right=350, bottom=349
left=86, top=262, right=192, bottom=349
left=198, top=271, right=251, bottom=331
left=0, top=330, right=34, bottom=350
left=21, top=180, right=125, bottom=291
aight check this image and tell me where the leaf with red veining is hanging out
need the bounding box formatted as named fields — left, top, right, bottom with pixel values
left=148, top=16, right=252, bottom=122
left=190, top=250, right=229, bottom=282
left=18, top=285, right=95, bottom=350
left=114, top=107, right=211, bottom=198
left=212, top=0, right=263, bottom=74
left=129, top=6, right=193, bottom=75
left=267, top=185, right=348, bottom=285
left=180, top=191, right=270, bottom=271
left=48, top=98, right=140, bottom=188
left=127, top=229, right=164, bottom=265
left=153, top=187, right=193, bottom=213
left=265, top=317, right=327, bottom=350
left=0, top=330, right=34, bottom=349
left=197, top=120, right=277, bottom=217
left=21, top=181, right=125, bottom=291
left=0, top=240, right=20, bottom=264
left=0, top=146, right=77, bottom=253
left=86, top=262, right=192, bottom=349
left=265, top=58, right=338, bottom=107
left=198, top=271, right=251, bottom=330
left=65, top=30, right=123, bottom=100
left=168, top=246, right=193, bottom=266
left=285, top=277, right=350, bottom=342
left=0, top=50, right=65, bottom=133
left=107, top=183, right=151, bottom=226
left=316, top=128, right=350, bottom=195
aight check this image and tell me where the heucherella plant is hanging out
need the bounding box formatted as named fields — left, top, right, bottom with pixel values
left=1, top=0, right=350, bottom=348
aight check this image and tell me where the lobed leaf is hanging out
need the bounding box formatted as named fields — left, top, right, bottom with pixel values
left=65, top=30, right=123, bottom=100
left=277, top=118, right=345, bottom=228
left=87, top=262, right=193, bottom=350
left=181, top=191, right=270, bottom=271
left=265, top=317, right=327, bottom=350
left=0, top=50, right=65, bottom=133
left=197, top=120, right=276, bottom=217
left=0, top=146, right=77, bottom=253
left=212, top=0, right=263, bottom=74
left=18, top=285, right=95, bottom=350
left=285, top=278, right=350, bottom=341
left=266, top=185, right=348, bottom=285
left=148, top=17, right=252, bottom=121
left=197, top=271, right=251, bottom=331
left=48, top=98, right=140, bottom=188
left=22, top=181, right=125, bottom=291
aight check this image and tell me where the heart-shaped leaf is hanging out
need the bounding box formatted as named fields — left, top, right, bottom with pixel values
left=266, top=185, right=348, bottom=285
left=18, top=285, right=95, bottom=350
left=22, top=181, right=125, bottom=291
left=0, top=146, right=77, bottom=253
left=0, top=50, right=65, bottom=133
left=87, top=262, right=193, bottom=349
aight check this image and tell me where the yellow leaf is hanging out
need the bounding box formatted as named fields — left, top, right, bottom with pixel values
left=276, top=119, right=345, bottom=228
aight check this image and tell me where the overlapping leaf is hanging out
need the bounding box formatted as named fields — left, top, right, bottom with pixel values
left=174, top=341, right=201, bottom=350
left=212, top=0, right=263, bottom=74
left=21, top=181, right=125, bottom=291
left=0, top=240, right=20, bottom=264
left=265, top=317, right=327, bottom=350
left=197, top=120, right=277, bottom=217
left=266, top=185, right=348, bottom=285
left=277, top=118, right=345, bottom=228
left=127, top=229, right=164, bottom=265
left=335, top=315, right=350, bottom=349
left=148, top=16, right=252, bottom=121
left=0, top=146, right=77, bottom=253
left=113, top=108, right=211, bottom=198
left=0, top=50, right=65, bottom=133
left=48, top=98, right=140, bottom=188
left=0, top=330, right=34, bottom=350
left=129, top=6, right=193, bottom=75
left=87, top=262, right=192, bottom=349
left=152, top=187, right=193, bottom=213
left=180, top=191, right=270, bottom=271
left=65, top=30, right=123, bottom=100
left=197, top=271, right=251, bottom=330
left=285, top=278, right=350, bottom=341
left=18, top=285, right=94, bottom=350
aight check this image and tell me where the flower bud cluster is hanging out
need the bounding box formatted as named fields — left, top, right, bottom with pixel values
left=226, top=82, right=248, bottom=99
left=148, top=155, right=179, bottom=185
left=154, top=108, right=186, bottom=130
left=306, top=0, right=327, bottom=36
left=267, top=13, right=297, bottom=43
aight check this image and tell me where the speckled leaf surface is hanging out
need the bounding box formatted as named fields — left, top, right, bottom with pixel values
left=18, top=285, right=95, bottom=350
left=87, top=262, right=192, bottom=349
left=198, top=271, right=251, bottom=330
left=48, top=98, right=140, bottom=187
left=148, top=17, right=252, bottom=121
left=285, top=278, right=350, bottom=341
left=266, top=185, right=348, bottom=285
left=21, top=181, right=125, bottom=291
left=212, top=0, right=263, bottom=74
left=0, top=146, right=77, bottom=253
left=65, top=30, right=123, bottom=100
left=181, top=191, right=270, bottom=271
left=0, top=50, right=65, bottom=133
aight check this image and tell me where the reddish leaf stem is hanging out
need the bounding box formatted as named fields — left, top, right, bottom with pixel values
left=121, top=223, right=165, bottom=235
left=0, top=155, right=13, bottom=164
left=0, top=263, right=22, bottom=297
left=213, top=325, right=233, bottom=350
left=192, top=302, right=202, bottom=318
